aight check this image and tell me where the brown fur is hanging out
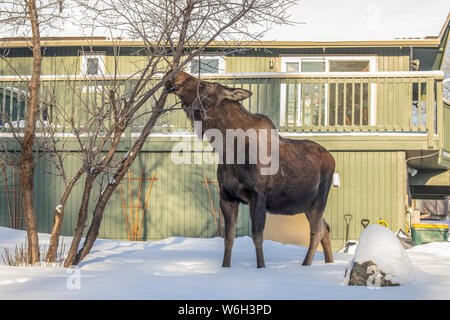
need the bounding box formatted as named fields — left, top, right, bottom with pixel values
left=165, top=71, right=335, bottom=267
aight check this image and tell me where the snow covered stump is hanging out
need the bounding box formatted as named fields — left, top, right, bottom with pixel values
left=344, top=224, right=417, bottom=287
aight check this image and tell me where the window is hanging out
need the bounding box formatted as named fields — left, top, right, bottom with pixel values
left=0, top=87, right=26, bottom=127
left=86, top=57, right=100, bottom=75
left=285, top=62, right=299, bottom=72
left=302, top=61, right=326, bottom=72
left=80, top=52, right=106, bottom=76
left=0, top=87, right=52, bottom=127
left=329, top=60, right=370, bottom=72
left=280, top=56, right=376, bottom=127
left=188, top=56, right=225, bottom=74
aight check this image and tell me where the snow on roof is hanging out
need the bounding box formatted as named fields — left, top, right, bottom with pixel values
left=259, top=0, right=450, bottom=42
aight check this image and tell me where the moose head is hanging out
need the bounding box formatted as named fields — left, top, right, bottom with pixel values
left=164, top=70, right=252, bottom=110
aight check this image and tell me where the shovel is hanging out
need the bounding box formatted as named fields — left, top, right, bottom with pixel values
left=344, top=214, right=352, bottom=243
left=361, top=219, right=369, bottom=229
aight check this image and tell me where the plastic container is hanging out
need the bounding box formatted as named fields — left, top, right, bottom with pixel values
left=411, top=223, right=448, bottom=245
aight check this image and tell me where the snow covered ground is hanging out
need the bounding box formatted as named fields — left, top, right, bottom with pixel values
left=0, top=226, right=449, bottom=300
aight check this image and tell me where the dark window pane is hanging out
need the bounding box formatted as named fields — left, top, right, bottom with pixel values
left=191, top=58, right=219, bottom=74
left=87, top=57, right=99, bottom=75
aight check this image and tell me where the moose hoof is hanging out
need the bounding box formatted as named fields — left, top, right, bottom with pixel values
left=257, top=263, right=266, bottom=269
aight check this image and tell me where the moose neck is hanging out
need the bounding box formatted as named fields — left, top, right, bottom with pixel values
left=187, top=101, right=256, bottom=135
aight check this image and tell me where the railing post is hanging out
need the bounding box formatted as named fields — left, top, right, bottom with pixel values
left=436, top=79, right=444, bottom=151
left=125, top=124, right=131, bottom=149
left=0, top=86, right=5, bottom=132
left=426, top=76, right=434, bottom=148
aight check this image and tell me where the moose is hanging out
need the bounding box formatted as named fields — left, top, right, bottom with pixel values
left=165, top=70, right=335, bottom=267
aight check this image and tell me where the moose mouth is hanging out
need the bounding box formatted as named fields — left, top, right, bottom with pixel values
left=164, top=80, right=177, bottom=93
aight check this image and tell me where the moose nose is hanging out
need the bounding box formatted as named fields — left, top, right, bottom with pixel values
left=164, top=80, right=176, bottom=92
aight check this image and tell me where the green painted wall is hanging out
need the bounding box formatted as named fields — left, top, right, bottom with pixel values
left=0, top=45, right=428, bottom=247
left=325, top=151, right=406, bottom=249
left=376, top=47, right=410, bottom=71
left=0, top=148, right=406, bottom=248
left=227, top=48, right=410, bottom=73
left=0, top=56, right=80, bottom=76
left=0, top=46, right=414, bottom=76
left=227, top=56, right=279, bottom=72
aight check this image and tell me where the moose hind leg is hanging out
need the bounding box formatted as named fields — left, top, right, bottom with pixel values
left=303, top=173, right=334, bottom=266
left=303, top=209, right=325, bottom=266
left=220, top=198, right=239, bottom=267
left=249, top=194, right=267, bottom=268
left=321, top=220, right=334, bottom=263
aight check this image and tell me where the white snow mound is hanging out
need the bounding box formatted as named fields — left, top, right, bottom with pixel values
left=351, top=224, right=426, bottom=285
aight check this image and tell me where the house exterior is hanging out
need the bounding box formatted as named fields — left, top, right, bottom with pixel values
left=1, top=8, right=449, bottom=251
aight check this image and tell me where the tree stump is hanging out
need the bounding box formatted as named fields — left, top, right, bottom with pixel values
left=346, top=261, right=400, bottom=287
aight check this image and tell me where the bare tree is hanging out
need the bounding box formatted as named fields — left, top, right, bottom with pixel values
left=65, top=0, right=296, bottom=266
left=0, top=0, right=68, bottom=264
left=2, top=0, right=295, bottom=266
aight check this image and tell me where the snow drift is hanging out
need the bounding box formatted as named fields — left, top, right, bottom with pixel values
left=1, top=226, right=450, bottom=299
left=344, top=224, right=430, bottom=286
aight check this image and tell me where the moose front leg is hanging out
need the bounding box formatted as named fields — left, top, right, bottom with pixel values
left=249, top=194, right=267, bottom=268
left=220, top=197, right=239, bottom=268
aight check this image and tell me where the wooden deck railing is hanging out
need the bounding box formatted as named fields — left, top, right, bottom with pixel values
left=0, top=71, right=445, bottom=146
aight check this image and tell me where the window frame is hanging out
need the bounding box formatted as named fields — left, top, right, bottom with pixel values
left=280, top=55, right=377, bottom=73
left=280, top=55, right=377, bottom=127
left=80, top=51, right=106, bottom=77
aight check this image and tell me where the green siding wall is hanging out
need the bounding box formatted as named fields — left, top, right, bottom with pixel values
left=377, top=47, right=410, bottom=71
left=0, top=149, right=406, bottom=248
left=0, top=56, right=80, bottom=76
left=0, top=45, right=412, bottom=246
left=0, top=151, right=252, bottom=241
left=325, top=151, right=406, bottom=248
left=227, top=57, right=278, bottom=72
left=0, top=46, right=412, bottom=76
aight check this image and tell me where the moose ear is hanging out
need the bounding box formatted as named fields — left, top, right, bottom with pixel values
left=222, top=87, right=252, bottom=102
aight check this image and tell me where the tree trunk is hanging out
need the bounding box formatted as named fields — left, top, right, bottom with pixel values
left=20, top=0, right=42, bottom=265
left=46, top=168, right=84, bottom=263
left=63, top=173, right=95, bottom=267
left=72, top=92, right=169, bottom=265
left=19, top=156, right=39, bottom=264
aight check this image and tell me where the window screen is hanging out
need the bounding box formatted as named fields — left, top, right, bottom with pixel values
left=191, top=58, right=220, bottom=74
left=301, top=61, right=325, bottom=72
left=285, top=62, right=299, bottom=72
left=329, top=60, right=370, bottom=72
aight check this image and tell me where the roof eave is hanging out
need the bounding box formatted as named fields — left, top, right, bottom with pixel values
left=0, top=38, right=443, bottom=49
